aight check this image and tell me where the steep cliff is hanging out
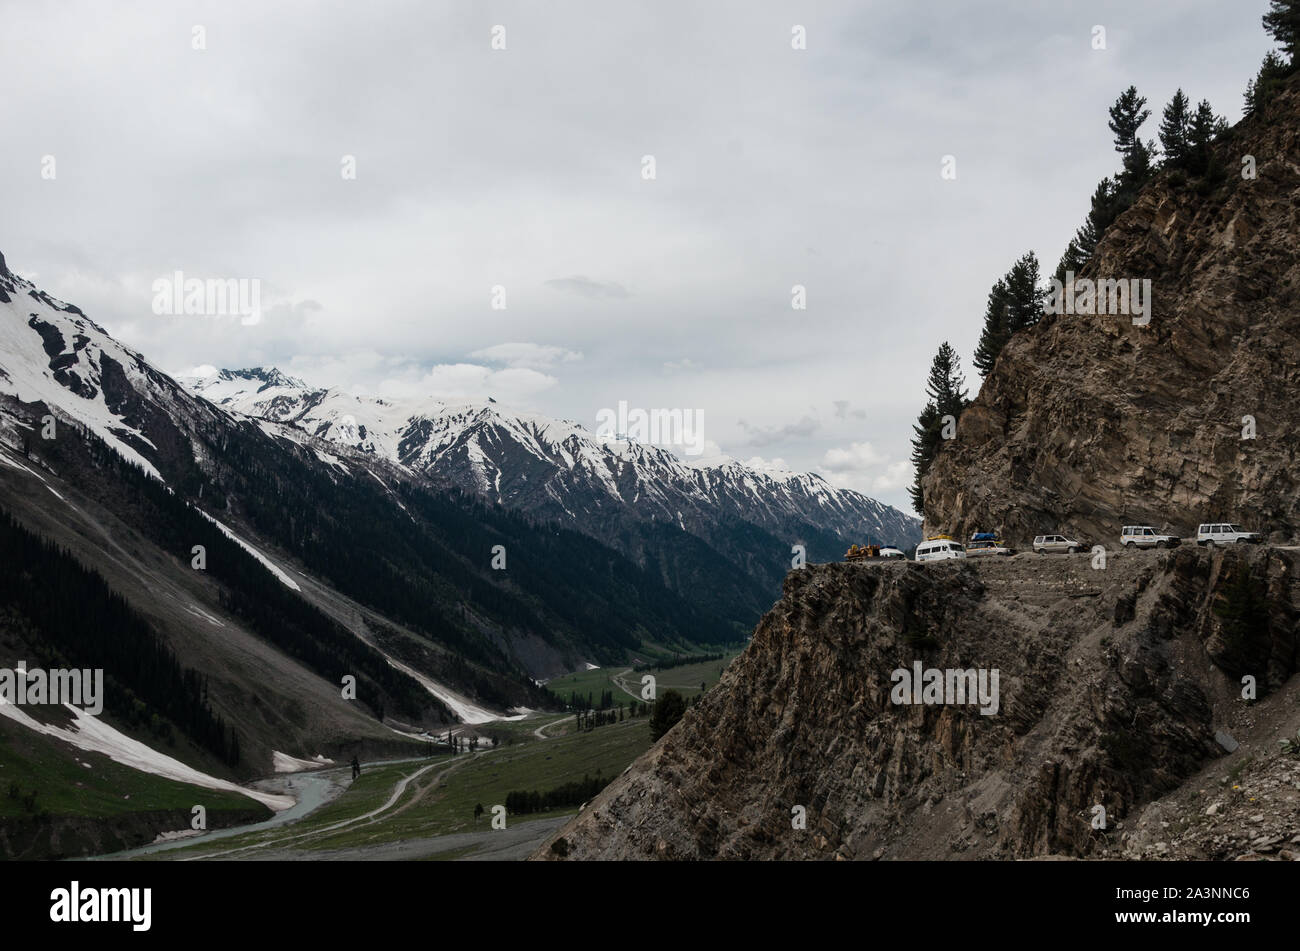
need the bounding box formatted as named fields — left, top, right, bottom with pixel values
left=534, top=548, right=1300, bottom=860
left=923, top=77, right=1300, bottom=544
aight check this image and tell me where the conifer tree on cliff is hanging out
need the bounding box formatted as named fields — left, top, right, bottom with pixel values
left=1244, top=51, right=1291, bottom=114
left=1054, top=179, right=1116, bottom=283
left=1187, top=99, right=1229, bottom=178
left=909, top=342, right=969, bottom=515
left=1158, top=89, right=1191, bottom=171
left=972, top=278, right=1010, bottom=379
left=1246, top=1, right=1299, bottom=114
left=973, top=252, right=1042, bottom=378
left=649, top=690, right=687, bottom=741
left=1109, top=86, right=1155, bottom=200
left=1263, top=0, right=1300, bottom=63
left=1053, top=88, right=1153, bottom=282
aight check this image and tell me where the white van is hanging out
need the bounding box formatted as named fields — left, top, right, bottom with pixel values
left=915, top=539, right=966, bottom=562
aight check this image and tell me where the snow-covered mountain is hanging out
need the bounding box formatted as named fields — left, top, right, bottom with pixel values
left=0, top=251, right=220, bottom=480
left=185, top=367, right=921, bottom=549
left=0, top=246, right=917, bottom=818
left=0, top=253, right=745, bottom=746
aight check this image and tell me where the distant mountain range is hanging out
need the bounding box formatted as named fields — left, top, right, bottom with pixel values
left=0, top=250, right=916, bottom=787
left=186, top=367, right=920, bottom=589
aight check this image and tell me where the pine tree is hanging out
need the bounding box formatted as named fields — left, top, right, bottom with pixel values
left=1053, top=239, right=1083, bottom=286
left=974, top=253, right=1041, bottom=379
left=973, top=278, right=1011, bottom=378
left=1245, top=0, right=1299, bottom=117
left=1263, top=0, right=1300, bottom=64
left=1244, top=51, right=1291, bottom=114
left=1158, top=89, right=1191, bottom=170
left=1052, top=89, right=1159, bottom=285
left=925, top=341, right=969, bottom=416
left=1004, top=252, right=1042, bottom=335
left=649, top=690, right=687, bottom=741
left=1108, top=86, right=1155, bottom=194
left=1053, top=178, right=1117, bottom=283
left=908, top=343, right=969, bottom=514
left=1187, top=99, right=1227, bottom=178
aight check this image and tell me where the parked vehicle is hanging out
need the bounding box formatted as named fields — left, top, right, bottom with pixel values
left=1196, top=523, right=1262, bottom=546
left=915, top=537, right=966, bottom=562
left=1120, top=526, right=1181, bottom=549
left=967, top=532, right=1013, bottom=556
left=1033, top=534, right=1082, bottom=554
left=844, top=543, right=881, bottom=561
left=845, top=543, right=908, bottom=561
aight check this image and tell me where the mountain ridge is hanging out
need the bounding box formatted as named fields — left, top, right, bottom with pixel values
left=0, top=257, right=761, bottom=791
left=185, top=365, right=918, bottom=548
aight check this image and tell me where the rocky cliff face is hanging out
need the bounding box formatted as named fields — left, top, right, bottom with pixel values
left=923, top=77, right=1300, bottom=545
left=535, top=547, right=1300, bottom=860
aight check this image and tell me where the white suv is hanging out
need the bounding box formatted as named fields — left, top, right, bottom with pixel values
left=1120, top=526, right=1181, bottom=549
left=1196, top=523, right=1262, bottom=547
left=1033, top=534, right=1082, bottom=554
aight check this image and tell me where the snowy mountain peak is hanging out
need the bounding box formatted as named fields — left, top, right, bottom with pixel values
left=0, top=257, right=206, bottom=480
left=215, top=366, right=307, bottom=391
left=185, top=367, right=921, bottom=547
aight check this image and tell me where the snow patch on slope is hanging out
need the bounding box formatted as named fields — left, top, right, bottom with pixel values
left=271, top=750, right=335, bottom=773
left=380, top=654, right=524, bottom=725
left=195, top=509, right=301, bottom=591
left=0, top=702, right=293, bottom=811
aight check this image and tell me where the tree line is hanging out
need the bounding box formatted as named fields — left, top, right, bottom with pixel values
left=503, top=772, right=608, bottom=815
left=632, top=651, right=725, bottom=672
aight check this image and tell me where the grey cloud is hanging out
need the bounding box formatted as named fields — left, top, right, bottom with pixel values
left=738, top=415, right=821, bottom=448
left=833, top=400, right=867, bottom=421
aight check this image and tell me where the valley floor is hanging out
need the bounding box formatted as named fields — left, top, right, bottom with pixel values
left=114, top=712, right=650, bottom=861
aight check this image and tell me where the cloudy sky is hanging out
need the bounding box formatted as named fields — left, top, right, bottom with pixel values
left=0, top=0, right=1277, bottom=511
